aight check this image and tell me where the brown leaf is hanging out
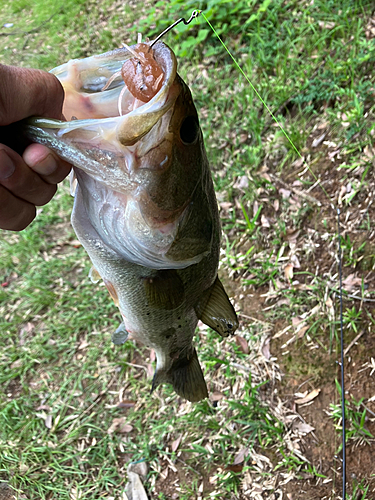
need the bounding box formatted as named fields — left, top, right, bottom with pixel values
left=117, top=400, right=136, bottom=409
left=292, top=421, right=315, bottom=434
left=279, top=188, right=291, bottom=199
left=233, top=447, right=248, bottom=465
left=296, top=326, right=309, bottom=339
left=235, top=335, right=249, bottom=354
left=108, top=417, right=133, bottom=434
left=10, top=359, right=22, bottom=369
left=212, top=391, right=224, bottom=402
left=284, top=264, right=294, bottom=280
left=342, top=274, right=364, bottom=292
left=225, top=464, right=244, bottom=473
left=78, top=340, right=89, bottom=350
left=261, top=338, right=271, bottom=360
left=160, top=467, right=169, bottom=481
left=295, top=388, right=321, bottom=405
left=171, top=435, right=182, bottom=452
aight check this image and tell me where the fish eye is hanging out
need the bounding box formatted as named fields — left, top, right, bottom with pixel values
left=180, top=116, right=199, bottom=145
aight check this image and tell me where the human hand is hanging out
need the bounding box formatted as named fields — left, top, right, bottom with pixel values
left=0, top=64, right=72, bottom=231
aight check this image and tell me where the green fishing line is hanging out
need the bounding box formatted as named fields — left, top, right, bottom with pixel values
left=199, top=10, right=346, bottom=496
left=200, top=11, right=332, bottom=204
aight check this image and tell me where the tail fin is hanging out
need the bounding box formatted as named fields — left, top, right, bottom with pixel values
left=152, top=349, right=208, bottom=402
left=169, top=348, right=208, bottom=402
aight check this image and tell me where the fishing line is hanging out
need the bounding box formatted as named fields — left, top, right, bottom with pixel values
left=185, top=9, right=347, bottom=498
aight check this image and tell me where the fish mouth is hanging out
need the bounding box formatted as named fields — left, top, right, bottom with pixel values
left=25, top=41, right=180, bottom=178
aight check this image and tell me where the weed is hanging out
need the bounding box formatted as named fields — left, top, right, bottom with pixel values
left=329, top=380, right=373, bottom=448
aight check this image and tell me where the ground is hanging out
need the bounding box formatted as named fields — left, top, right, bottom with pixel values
left=1, top=1, right=375, bottom=499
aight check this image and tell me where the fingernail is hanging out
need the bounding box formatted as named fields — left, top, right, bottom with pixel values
left=0, top=150, right=16, bottom=180
left=33, top=154, right=57, bottom=176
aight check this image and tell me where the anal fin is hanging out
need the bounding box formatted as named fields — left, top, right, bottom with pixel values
left=195, top=276, right=239, bottom=337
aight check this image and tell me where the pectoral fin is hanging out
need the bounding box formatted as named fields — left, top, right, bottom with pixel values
left=195, top=277, right=239, bottom=337
left=143, top=270, right=184, bottom=310
left=152, top=348, right=208, bottom=402
left=112, top=322, right=129, bottom=345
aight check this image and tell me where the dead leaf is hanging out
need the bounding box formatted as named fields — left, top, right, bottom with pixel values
left=292, top=421, right=315, bottom=434
left=108, top=417, right=133, bottom=434
left=295, top=388, right=321, bottom=405
left=235, top=335, right=250, bottom=354
left=318, top=20, right=335, bottom=29
left=160, top=467, right=169, bottom=481
left=311, top=132, right=326, bottom=148
left=342, top=274, right=364, bottom=292
left=225, top=464, right=244, bottom=473
left=171, top=435, right=182, bottom=452
left=284, top=264, right=294, bottom=280
left=296, top=325, right=309, bottom=339
left=338, top=184, right=346, bottom=204
left=10, top=359, right=23, bottom=369
left=36, top=404, right=51, bottom=411
left=253, top=200, right=259, bottom=217
left=220, top=202, right=233, bottom=211
left=279, top=188, right=291, bottom=199
left=44, top=414, right=53, bottom=429
left=261, top=338, right=271, bottom=360
left=212, top=391, right=224, bottom=402
left=261, top=215, right=270, bottom=228
left=66, top=239, right=82, bottom=248
left=234, top=175, right=249, bottom=191
left=117, top=400, right=136, bottom=409
left=292, top=317, right=304, bottom=327
left=274, top=199, right=279, bottom=212
left=233, top=447, right=249, bottom=465
left=78, top=340, right=89, bottom=350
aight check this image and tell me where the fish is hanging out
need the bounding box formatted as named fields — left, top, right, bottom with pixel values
left=23, top=40, right=238, bottom=402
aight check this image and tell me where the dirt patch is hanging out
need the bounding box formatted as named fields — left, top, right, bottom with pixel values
left=271, top=313, right=375, bottom=499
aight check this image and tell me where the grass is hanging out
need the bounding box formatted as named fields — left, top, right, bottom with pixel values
left=1, top=0, right=375, bottom=498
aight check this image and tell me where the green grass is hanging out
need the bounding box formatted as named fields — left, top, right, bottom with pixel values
left=2, top=0, right=375, bottom=498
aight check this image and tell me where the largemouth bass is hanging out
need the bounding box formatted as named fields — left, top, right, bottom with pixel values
left=24, top=41, right=238, bottom=402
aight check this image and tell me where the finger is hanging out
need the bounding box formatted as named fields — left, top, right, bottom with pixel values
left=0, top=65, right=64, bottom=125
left=23, top=143, right=72, bottom=184
left=0, top=145, right=57, bottom=207
left=0, top=185, right=36, bottom=231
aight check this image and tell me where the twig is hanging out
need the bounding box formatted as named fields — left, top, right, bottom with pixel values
left=0, top=8, right=63, bottom=36
left=237, top=312, right=271, bottom=325
left=361, top=402, right=375, bottom=418
left=343, top=330, right=365, bottom=357
left=268, top=173, right=322, bottom=206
